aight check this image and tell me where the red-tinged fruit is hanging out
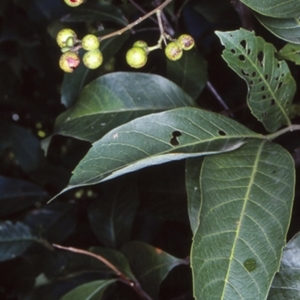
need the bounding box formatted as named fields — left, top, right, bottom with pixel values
left=165, top=42, right=183, bottom=61
left=177, top=34, right=195, bottom=50
left=64, top=0, right=84, bottom=7
left=59, top=52, right=80, bottom=73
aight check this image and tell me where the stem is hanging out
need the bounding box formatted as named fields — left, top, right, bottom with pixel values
left=99, top=0, right=173, bottom=42
left=207, top=81, right=229, bottom=111
left=52, top=244, right=153, bottom=300
left=128, top=0, right=158, bottom=25
left=265, top=125, right=300, bottom=140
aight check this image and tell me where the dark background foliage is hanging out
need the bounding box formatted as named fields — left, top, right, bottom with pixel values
left=0, top=0, right=299, bottom=299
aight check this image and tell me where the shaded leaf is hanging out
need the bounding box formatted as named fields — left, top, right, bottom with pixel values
left=122, top=241, right=186, bottom=299
left=58, top=107, right=261, bottom=195
left=185, top=158, right=203, bottom=234
left=191, top=140, right=295, bottom=299
left=216, top=28, right=295, bottom=132
left=88, top=178, right=139, bottom=249
left=91, top=247, right=137, bottom=281
left=277, top=43, right=300, bottom=64
left=0, top=176, right=48, bottom=218
left=62, top=3, right=127, bottom=26
left=56, top=72, right=195, bottom=142
left=0, top=221, right=39, bottom=261
left=61, top=33, right=129, bottom=108
left=268, top=232, right=300, bottom=299
left=60, top=279, right=116, bottom=300
left=240, top=0, right=300, bottom=18
left=254, top=12, right=300, bottom=44
left=166, top=47, right=207, bottom=100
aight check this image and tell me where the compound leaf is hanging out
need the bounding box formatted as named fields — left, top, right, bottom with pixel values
left=216, top=28, right=296, bottom=132
left=191, top=140, right=295, bottom=299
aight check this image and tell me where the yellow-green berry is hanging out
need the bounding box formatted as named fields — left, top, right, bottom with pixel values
left=177, top=34, right=195, bottom=50
left=82, top=34, right=100, bottom=51
left=165, top=42, right=183, bottom=61
left=59, top=51, right=80, bottom=73
left=64, top=0, right=84, bottom=7
left=126, top=47, right=147, bottom=68
left=56, top=28, right=77, bottom=48
left=83, top=50, right=103, bottom=69
left=133, top=40, right=148, bottom=50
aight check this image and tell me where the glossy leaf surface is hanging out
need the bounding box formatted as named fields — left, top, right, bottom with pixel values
left=122, top=241, right=186, bottom=299
left=60, top=107, right=261, bottom=193
left=185, top=158, right=203, bottom=234
left=277, top=43, right=300, bottom=64
left=191, top=140, right=295, bottom=299
left=254, top=13, right=300, bottom=44
left=216, top=29, right=296, bottom=132
left=166, top=48, right=207, bottom=100
left=268, top=232, right=300, bottom=299
left=55, top=72, right=195, bottom=142
left=240, top=0, right=300, bottom=18
left=60, top=279, right=116, bottom=300
left=0, top=221, right=39, bottom=261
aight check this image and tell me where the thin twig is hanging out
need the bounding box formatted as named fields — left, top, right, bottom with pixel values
left=128, top=0, right=158, bottom=25
left=206, top=81, right=229, bottom=111
left=52, top=244, right=153, bottom=300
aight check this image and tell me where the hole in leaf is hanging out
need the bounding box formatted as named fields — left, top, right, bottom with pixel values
left=170, top=131, right=182, bottom=146
left=261, top=86, right=265, bottom=91
left=257, top=51, right=264, bottom=63
left=249, top=80, right=254, bottom=86
left=244, top=258, right=257, bottom=272
left=247, top=48, right=251, bottom=55
left=278, top=82, right=283, bottom=89
left=252, top=71, right=256, bottom=77
left=231, top=49, right=236, bottom=54
left=262, top=95, right=267, bottom=99
left=265, top=74, right=269, bottom=80
left=270, top=99, right=275, bottom=106
left=239, top=55, right=245, bottom=61
left=240, top=39, right=246, bottom=48
left=241, top=69, right=248, bottom=76
left=218, top=130, right=226, bottom=136
left=272, top=170, right=276, bottom=174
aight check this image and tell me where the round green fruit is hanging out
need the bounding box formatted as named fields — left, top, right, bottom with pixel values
left=165, top=42, right=183, bottom=61
left=133, top=40, right=148, bottom=50
left=126, top=47, right=147, bottom=68
left=82, top=34, right=100, bottom=51
left=56, top=28, right=77, bottom=48
left=177, top=34, right=195, bottom=50
left=59, top=52, right=80, bottom=73
left=83, top=50, right=103, bottom=69
left=64, top=0, right=84, bottom=7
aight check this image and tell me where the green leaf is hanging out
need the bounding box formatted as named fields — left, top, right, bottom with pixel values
left=185, top=158, right=203, bottom=234
left=240, top=0, right=300, bottom=18
left=55, top=72, right=195, bottom=142
left=0, top=176, right=48, bottom=218
left=254, top=12, right=300, bottom=44
left=166, top=47, right=207, bottom=100
left=191, top=140, right=295, bottom=299
left=0, top=221, right=39, bottom=261
left=62, top=3, right=127, bottom=26
left=88, top=177, right=139, bottom=248
left=122, top=241, right=186, bottom=299
left=60, top=279, right=116, bottom=300
left=90, top=247, right=137, bottom=281
left=61, top=33, right=129, bottom=108
left=268, top=232, right=300, bottom=299
left=277, top=43, right=300, bottom=64
left=59, top=107, right=261, bottom=195
left=216, top=28, right=296, bottom=132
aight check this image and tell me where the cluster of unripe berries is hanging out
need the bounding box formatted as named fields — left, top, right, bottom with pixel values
left=57, top=28, right=103, bottom=73
left=126, top=34, right=195, bottom=69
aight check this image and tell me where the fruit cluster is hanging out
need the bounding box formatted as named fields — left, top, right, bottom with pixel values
left=125, top=34, right=195, bottom=69
left=56, top=29, right=103, bottom=73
